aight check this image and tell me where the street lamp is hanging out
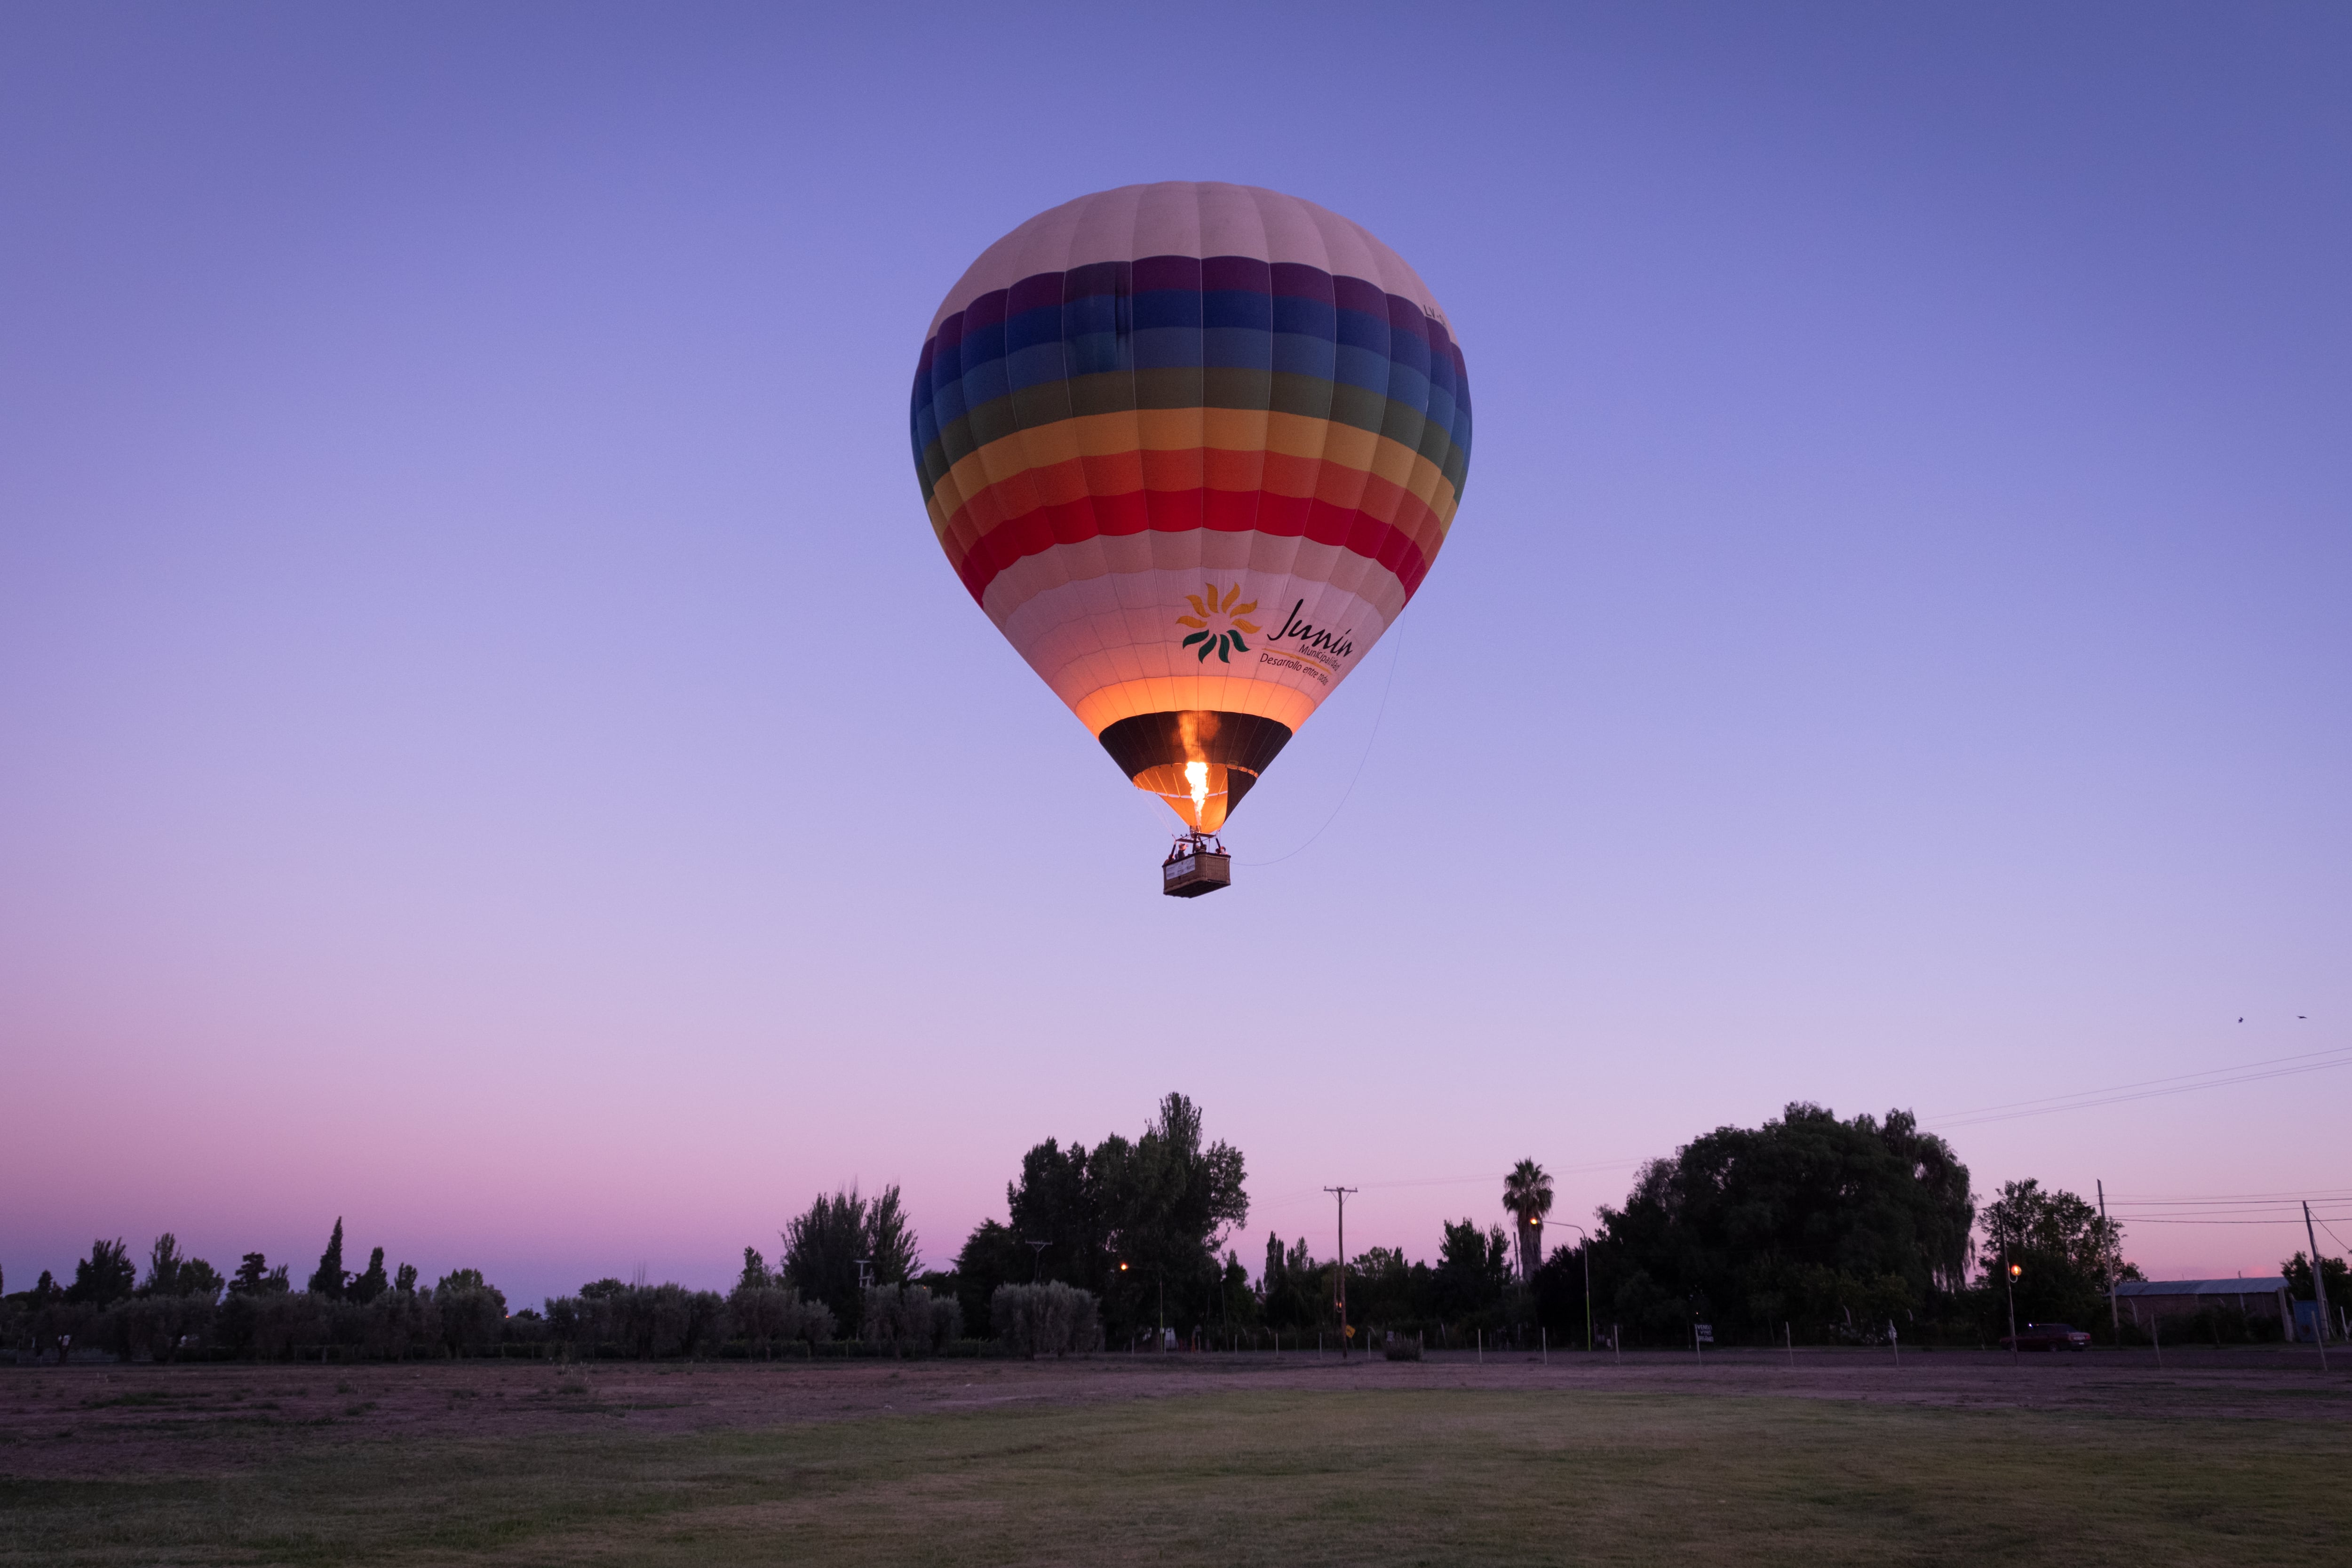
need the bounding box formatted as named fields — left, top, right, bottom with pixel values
left=2005, top=1258, right=2022, bottom=1364
left=1557, top=1222, right=1595, bottom=1353
left=1117, top=1259, right=1162, bottom=1352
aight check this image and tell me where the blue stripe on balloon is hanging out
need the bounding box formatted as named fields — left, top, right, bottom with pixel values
left=1131, top=327, right=1201, bottom=372
left=1201, top=289, right=1272, bottom=333
left=1004, top=302, right=1064, bottom=357
left=910, top=262, right=1474, bottom=497
left=1334, top=305, right=1391, bottom=355
left=1271, top=331, right=1337, bottom=380
left=1131, top=289, right=1201, bottom=332
left=1272, top=294, right=1337, bottom=340
left=1202, top=325, right=1271, bottom=370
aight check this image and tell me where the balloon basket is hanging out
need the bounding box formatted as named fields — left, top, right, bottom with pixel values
left=1161, top=833, right=1232, bottom=899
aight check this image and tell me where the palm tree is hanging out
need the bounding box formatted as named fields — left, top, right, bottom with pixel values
left=1502, top=1160, right=1555, bottom=1282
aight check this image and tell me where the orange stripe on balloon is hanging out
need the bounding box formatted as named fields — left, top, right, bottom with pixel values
left=936, top=411, right=1459, bottom=537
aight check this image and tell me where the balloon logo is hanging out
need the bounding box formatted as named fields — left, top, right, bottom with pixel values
left=910, top=182, right=1471, bottom=886
left=1177, top=585, right=1259, bottom=663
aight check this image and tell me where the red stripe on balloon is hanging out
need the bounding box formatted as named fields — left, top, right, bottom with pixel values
left=953, top=491, right=1430, bottom=605
left=939, top=452, right=1451, bottom=574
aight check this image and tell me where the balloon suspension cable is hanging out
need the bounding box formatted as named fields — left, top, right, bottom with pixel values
left=1239, top=615, right=1408, bottom=868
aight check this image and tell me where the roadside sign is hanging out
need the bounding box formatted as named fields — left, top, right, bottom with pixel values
left=1695, top=1324, right=1714, bottom=1344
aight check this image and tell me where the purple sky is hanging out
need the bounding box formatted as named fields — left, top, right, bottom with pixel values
left=4, top=4, right=2347, bottom=1307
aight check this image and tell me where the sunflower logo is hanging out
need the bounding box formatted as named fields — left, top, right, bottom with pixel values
left=1176, top=583, right=1261, bottom=664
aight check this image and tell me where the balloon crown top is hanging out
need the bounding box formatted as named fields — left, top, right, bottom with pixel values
left=924, top=181, right=1450, bottom=340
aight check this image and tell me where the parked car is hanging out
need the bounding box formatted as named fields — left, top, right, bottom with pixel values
left=2001, top=1321, right=2092, bottom=1352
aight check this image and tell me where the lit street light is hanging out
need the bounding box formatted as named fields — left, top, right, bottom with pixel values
left=2005, top=1258, right=2022, bottom=1364
left=1117, top=1259, right=1162, bottom=1352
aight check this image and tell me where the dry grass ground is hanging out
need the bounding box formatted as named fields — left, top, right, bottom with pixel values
left=2, top=1351, right=2346, bottom=1565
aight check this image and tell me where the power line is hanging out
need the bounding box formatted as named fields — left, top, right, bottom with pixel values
left=2117, top=1213, right=2352, bottom=1222
left=1362, top=1157, right=1642, bottom=1190
left=2116, top=1214, right=2352, bottom=1226
left=1924, top=1043, right=2352, bottom=1130
left=2084, top=1187, right=2352, bottom=1228
left=2106, top=1187, right=2352, bottom=1202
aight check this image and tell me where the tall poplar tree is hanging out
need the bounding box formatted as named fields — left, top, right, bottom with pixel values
left=307, top=1218, right=349, bottom=1299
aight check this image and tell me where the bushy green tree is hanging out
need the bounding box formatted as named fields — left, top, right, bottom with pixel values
left=782, top=1185, right=919, bottom=1335
left=1595, top=1104, right=1976, bottom=1345
left=2282, top=1250, right=2349, bottom=1305
left=1219, top=1251, right=1261, bottom=1330
left=1007, top=1138, right=1104, bottom=1289
left=1260, top=1233, right=1331, bottom=1331
left=1434, top=1219, right=1511, bottom=1319
left=736, top=1246, right=773, bottom=1294
left=952, top=1219, right=1026, bottom=1338
left=985, top=1093, right=1248, bottom=1344
left=668, top=1286, right=727, bottom=1359
left=1346, top=1246, right=1433, bottom=1331
left=1100, top=1094, right=1249, bottom=1297
left=138, top=1234, right=219, bottom=1301
left=540, top=1278, right=778, bottom=1360
left=991, top=1281, right=1102, bottom=1358
left=1978, top=1178, right=2129, bottom=1333
left=363, top=1284, right=435, bottom=1359
left=726, top=1278, right=834, bottom=1358
left=1532, top=1242, right=1590, bottom=1345
left=862, top=1284, right=961, bottom=1355
left=68, top=1239, right=137, bottom=1306
left=432, top=1269, right=507, bottom=1356
left=230, top=1253, right=290, bottom=1296
left=349, top=1248, right=389, bottom=1305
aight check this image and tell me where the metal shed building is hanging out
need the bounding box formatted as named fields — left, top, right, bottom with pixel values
left=2113, top=1276, right=2291, bottom=1333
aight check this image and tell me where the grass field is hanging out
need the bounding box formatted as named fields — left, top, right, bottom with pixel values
left=4, top=1354, right=2347, bottom=1565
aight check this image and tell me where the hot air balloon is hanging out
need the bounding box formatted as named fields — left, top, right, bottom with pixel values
left=909, top=183, right=1471, bottom=894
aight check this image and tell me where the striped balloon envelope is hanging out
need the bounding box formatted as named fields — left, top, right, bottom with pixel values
left=910, top=182, right=1470, bottom=840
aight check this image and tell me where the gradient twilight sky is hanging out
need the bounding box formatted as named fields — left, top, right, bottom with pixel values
left=4, top=3, right=2347, bottom=1308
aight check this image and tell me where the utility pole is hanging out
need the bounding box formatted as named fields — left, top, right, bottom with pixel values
left=1025, top=1239, right=1049, bottom=1282
left=1324, top=1186, right=1357, bottom=1360
left=1561, top=1222, right=1594, bottom=1353
left=2098, top=1180, right=2119, bottom=1345
left=2305, top=1201, right=2333, bottom=1370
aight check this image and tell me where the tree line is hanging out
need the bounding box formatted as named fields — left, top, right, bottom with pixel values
left=7, top=1094, right=2343, bottom=1363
